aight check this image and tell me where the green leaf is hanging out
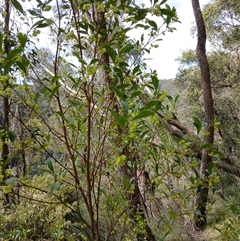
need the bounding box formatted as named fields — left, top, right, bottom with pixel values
left=148, top=20, right=158, bottom=31
left=4, top=177, right=17, bottom=186
left=21, top=55, right=30, bottom=67
left=118, top=115, right=127, bottom=129
left=189, top=176, right=195, bottom=184
left=79, top=22, right=89, bottom=33
left=119, top=43, right=133, bottom=55
left=114, top=88, right=127, bottom=101
left=133, top=110, right=155, bottom=120
left=32, top=20, right=46, bottom=29
left=90, top=58, right=100, bottom=65
left=72, top=51, right=87, bottom=66
left=8, top=130, right=16, bottom=142
left=5, top=48, right=23, bottom=62
left=130, top=91, right=142, bottom=99
left=37, top=23, right=49, bottom=28
left=117, top=84, right=130, bottom=89
left=134, top=24, right=148, bottom=30
left=121, top=101, right=128, bottom=116
left=230, top=204, right=237, bottom=215
left=17, top=33, right=27, bottom=48
left=201, top=143, right=214, bottom=150
left=106, top=47, right=117, bottom=63
left=12, top=0, right=24, bottom=14
left=16, top=61, right=27, bottom=75
left=193, top=117, right=202, bottom=135
left=196, top=185, right=202, bottom=194
left=135, top=9, right=148, bottom=21
left=196, top=209, right=202, bottom=215
left=48, top=182, right=60, bottom=194
left=38, top=168, right=55, bottom=175
left=164, top=182, right=172, bottom=191
left=111, top=111, right=127, bottom=129
left=46, top=159, right=54, bottom=173
left=207, top=162, right=215, bottom=174
left=49, top=84, right=61, bottom=100
left=144, top=100, right=160, bottom=110
left=155, top=163, right=159, bottom=175
left=16, top=56, right=29, bottom=74
left=160, top=0, right=168, bottom=4
left=134, top=99, right=142, bottom=110
left=161, top=8, right=176, bottom=17
left=167, top=95, right=173, bottom=103
left=28, top=9, right=41, bottom=16
left=174, top=94, right=180, bottom=103
left=153, top=102, right=162, bottom=111
left=133, top=65, right=141, bottom=75
left=151, top=75, right=160, bottom=91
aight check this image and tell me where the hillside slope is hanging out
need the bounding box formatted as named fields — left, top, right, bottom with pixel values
left=160, top=79, right=191, bottom=126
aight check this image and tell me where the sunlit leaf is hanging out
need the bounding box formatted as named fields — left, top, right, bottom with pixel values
left=151, top=75, right=160, bottom=91
left=114, top=88, right=127, bottom=101
left=5, top=48, right=23, bottom=62
left=12, top=0, right=24, bottom=14
left=46, top=159, right=54, bottom=173
left=133, top=110, right=155, bottom=120
left=160, top=0, right=168, bottom=5
left=119, top=43, right=133, bottom=55
left=148, top=20, right=158, bottom=31
left=17, top=33, right=27, bottom=48
left=161, top=8, right=175, bottom=17
left=193, top=117, right=202, bottom=135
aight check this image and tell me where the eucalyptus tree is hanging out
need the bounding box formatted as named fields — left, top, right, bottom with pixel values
left=175, top=0, right=240, bottom=233
left=176, top=0, right=240, bottom=168
left=203, top=0, right=240, bottom=52
left=191, top=0, right=214, bottom=230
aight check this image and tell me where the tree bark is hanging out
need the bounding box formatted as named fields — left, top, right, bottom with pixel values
left=121, top=148, right=156, bottom=241
left=191, top=0, right=214, bottom=231
left=95, top=7, right=156, bottom=240
left=1, top=0, right=11, bottom=207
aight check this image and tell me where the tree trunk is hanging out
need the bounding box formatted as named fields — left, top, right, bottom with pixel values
left=121, top=148, right=156, bottom=241
left=95, top=6, right=156, bottom=240
left=1, top=0, right=11, bottom=207
left=191, top=0, right=214, bottom=231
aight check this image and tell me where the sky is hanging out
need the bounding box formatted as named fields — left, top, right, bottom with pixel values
left=143, top=0, right=210, bottom=79
left=38, top=0, right=210, bottom=80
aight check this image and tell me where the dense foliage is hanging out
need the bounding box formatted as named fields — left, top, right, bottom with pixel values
left=176, top=0, right=240, bottom=239
left=0, top=0, right=239, bottom=240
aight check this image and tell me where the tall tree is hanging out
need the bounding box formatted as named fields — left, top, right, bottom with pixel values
left=176, top=0, right=240, bottom=166
left=1, top=0, right=11, bottom=207
left=191, top=0, right=214, bottom=230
